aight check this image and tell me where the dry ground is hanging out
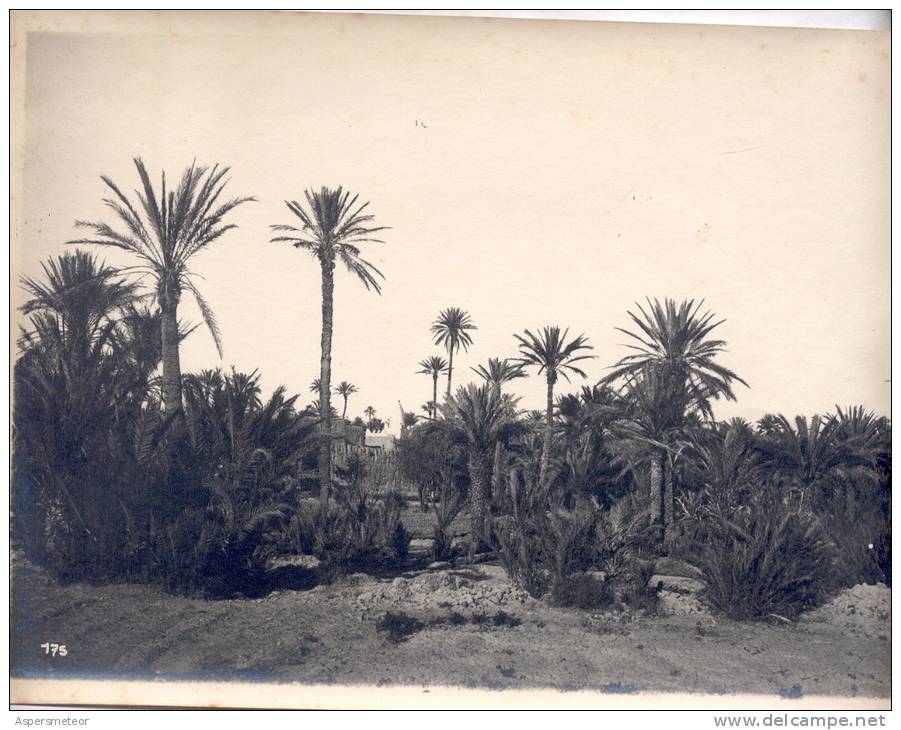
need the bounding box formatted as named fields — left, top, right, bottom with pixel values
left=10, top=556, right=891, bottom=701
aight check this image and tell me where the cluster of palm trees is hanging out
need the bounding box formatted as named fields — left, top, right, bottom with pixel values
left=405, top=300, right=748, bottom=555
left=70, top=158, right=388, bottom=512
left=14, top=155, right=890, bottom=598
left=413, top=321, right=888, bottom=593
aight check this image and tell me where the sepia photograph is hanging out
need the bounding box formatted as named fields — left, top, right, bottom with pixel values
left=8, top=9, right=891, bottom=712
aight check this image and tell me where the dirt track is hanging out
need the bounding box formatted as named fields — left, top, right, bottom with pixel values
left=11, top=560, right=891, bottom=701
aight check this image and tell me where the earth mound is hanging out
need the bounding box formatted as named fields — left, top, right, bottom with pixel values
left=352, top=564, right=534, bottom=611
left=800, top=583, right=890, bottom=635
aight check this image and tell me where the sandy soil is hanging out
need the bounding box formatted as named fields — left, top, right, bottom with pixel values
left=10, top=558, right=890, bottom=700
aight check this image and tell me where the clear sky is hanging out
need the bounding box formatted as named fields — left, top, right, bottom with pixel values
left=12, top=12, right=890, bottom=432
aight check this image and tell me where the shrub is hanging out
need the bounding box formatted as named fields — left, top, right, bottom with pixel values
left=691, top=499, right=834, bottom=620
left=494, top=503, right=599, bottom=602
left=551, top=572, right=615, bottom=610
left=375, top=611, right=424, bottom=643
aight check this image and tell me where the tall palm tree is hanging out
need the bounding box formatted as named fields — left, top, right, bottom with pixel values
left=431, top=308, right=476, bottom=398
left=514, top=326, right=594, bottom=489
left=603, top=298, right=747, bottom=548
left=417, top=355, right=448, bottom=419
left=334, top=380, right=358, bottom=419
left=436, top=383, right=525, bottom=558
left=271, top=186, right=387, bottom=509
left=472, top=357, right=526, bottom=504
left=69, top=158, right=254, bottom=416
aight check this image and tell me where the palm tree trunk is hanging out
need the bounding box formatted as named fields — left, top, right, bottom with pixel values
left=468, top=451, right=491, bottom=561
left=318, top=263, right=335, bottom=511
left=432, top=374, right=438, bottom=419
left=491, top=441, right=504, bottom=513
left=446, top=347, right=454, bottom=399
left=649, top=451, right=664, bottom=549
left=539, top=376, right=554, bottom=489
left=663, top=453, right=674, bottom=552
left=342, top=395, right=348, bottom=419
left=160, top=303, right=182, bottom=416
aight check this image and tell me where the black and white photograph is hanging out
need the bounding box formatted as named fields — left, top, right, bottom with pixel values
left=8, top=10, right=891, bottom=712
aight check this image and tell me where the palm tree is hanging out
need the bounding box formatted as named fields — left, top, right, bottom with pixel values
left=309, top=378, right=321, bottom=394
left=271, top=186, right=387, bottom=509
left=472, top=357, right=527, bottom=505
left=436, top=383, right=525, bottom=558
left=603, top=298, right=747, bottom=548
left=69, top=158, right=254, bottom=416
left=417, top=355, right=448, bottom=419
left=364, top=405, right=376, bottom=423
left=431, top=308, right=476, bottom=398
left=19, top=251, right=140, bottom=358
left=334, top=380, right=358, bottom=419
left=514, top=326, right=594, bottom=489
left=756, top=412, right=878, bottom=499
left=471, top=357, right=526, bottom=393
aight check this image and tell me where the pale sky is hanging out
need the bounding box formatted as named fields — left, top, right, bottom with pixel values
left=11, top=12, right=891, bottom=433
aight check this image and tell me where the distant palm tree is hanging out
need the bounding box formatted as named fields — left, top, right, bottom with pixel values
left=417, top=355, right=448, bottom=419
left=271, top=187, right=387, bottom=509
left=437, top=383, right=525, bottom=559
left=364, top=405, right=376, bottom=421
left=472, top=357, right=527, bottom=503
left=431, top=308, right=476, bottom=398
left=334, top=380, right=358, bottom=419
left=70, top=158, right=254, bottom=415
left=515, top=326, right=594, bottom=489
left=603, top=298, right=747, bottom=547
left=309, top=378, right=321, bottom=394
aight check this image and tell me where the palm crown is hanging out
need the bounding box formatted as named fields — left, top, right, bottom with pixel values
left=334, top=381, right=358, bottom=398
left=514, top=326, right=594, bottom=384
left=604, top=298, right=747, bottom=417
left=69, top=158, right=254, bottom=356
left=438, top=383, right=523, bottom=452
left=431, top=307, right=477, bottom=398
left=431, top=307, right=477, bottom=353
left=418, top=356, right=448, bottom=378
left=270, top=186, right=387, bottom=292
left=20, top=250, right=139, bottom=352
left=471, top=357, right=526, bottom=392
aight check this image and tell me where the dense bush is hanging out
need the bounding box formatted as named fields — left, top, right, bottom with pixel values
left=13, top=258, right=316, bottom=596
left=683, top=488, right=835, bottom=620
left=281, top=454, right=413, bottom=579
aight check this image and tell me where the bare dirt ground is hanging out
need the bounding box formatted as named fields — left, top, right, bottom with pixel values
left=10, top=556, right=890, bottom=701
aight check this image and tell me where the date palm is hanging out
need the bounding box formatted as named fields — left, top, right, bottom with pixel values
left=271, top=186, right=387, bottom=509
left=69, top=158, right=254, bottom=416
left=472, top=357, right=526, bottom=504
left=437, top=383, right=525, bottom=559
left=431, top=308, right=476, bottom=398
left=417, top=355, right=448, bottom=419
left=309, top=378, right=321, bottom=394
left=364, top=405, right=376, bottom=421
left=514, top=326, right=594, bottom=489
left=603, top=298, right=747, bottom=547
left=334, top=380, right=358, bottom=419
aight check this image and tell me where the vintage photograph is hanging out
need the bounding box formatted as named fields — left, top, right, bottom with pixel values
left=9, top=10, right=891, bottom=710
